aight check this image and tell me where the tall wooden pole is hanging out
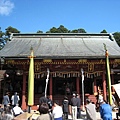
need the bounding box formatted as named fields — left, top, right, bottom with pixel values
left=103, top=43, right=112, bottom=105
left=28, top=47, right=34, bottom=113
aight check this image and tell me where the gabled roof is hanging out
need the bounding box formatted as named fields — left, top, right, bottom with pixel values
left=0, top=33, right=120, bottom=59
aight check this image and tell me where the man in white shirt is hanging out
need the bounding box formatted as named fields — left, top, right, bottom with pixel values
left=11, top=92, right=20, bottom=107
left=13, top=104, right=23, bottom=117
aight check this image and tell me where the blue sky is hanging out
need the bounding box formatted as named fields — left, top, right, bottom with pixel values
left=0, top=0, right=120, bottom=33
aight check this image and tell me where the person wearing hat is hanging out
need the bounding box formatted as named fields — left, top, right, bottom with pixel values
left=99, top=99, right=112, bottom=120
left=70, top=93, right=77, bottom=120
left=85, top=98, right=97, bottom=120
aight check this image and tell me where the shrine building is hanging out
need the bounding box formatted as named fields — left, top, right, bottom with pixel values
left=0, top=33, right=120, bottom=110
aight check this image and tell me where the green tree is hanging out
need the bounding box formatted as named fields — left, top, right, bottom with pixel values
left=0, top=27, right=6, bottom=50
left=46, top=25, right=69, bottom=33
left=0, top=37, right=6, bottom=50
left=70, top=28, right=86, bottom=33
left=45, top=25, right=87, bottom=33
left=57, top=25, right=69, bottom=33
left=5, top=26, right=20, bottom=37
left=113, top=32, right=120, bottom=46
left=78, top=28, right=86, bottom=33
left=101, top=29, right=107, bottom=33
left=46, top=27, right=58, bottom=33
left=0, top=27, right=5, bottom=37
left=0, top=26, right=20, bottom=50
left=37, top=30, right=43, bottom=33
left=70, top=29, right=78, bottom=33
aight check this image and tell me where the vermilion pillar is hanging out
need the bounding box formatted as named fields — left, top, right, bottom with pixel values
left=94, top=77, right=97, bottom=95
left=22, top=73, right=27, bottom=110
left=111, top=74, right=114, bottom=85
left=102, top=72, right=107, bottom=101
left=49, top=76, right=52, bottom=100
left=76, top=77, right=80, bottom=94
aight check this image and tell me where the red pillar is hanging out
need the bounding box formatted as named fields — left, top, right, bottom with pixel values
left=76, top=77, right=80, bottom=94
left=102, top=72, right=107, bottom=101
left=94, top=77, right=97, bottom=95
left=21, top=73, right=27, bottom=110
left=111, top=74, right=114, bottom=94
left=49, top=76, right=53, bottom=100
left=111, top=74, right=114, bottom=85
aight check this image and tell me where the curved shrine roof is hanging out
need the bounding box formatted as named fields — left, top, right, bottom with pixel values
left=0, top=33, right=120, bottom=59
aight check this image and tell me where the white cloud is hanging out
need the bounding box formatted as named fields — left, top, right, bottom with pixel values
left=0, top=0, right=14, bottom=16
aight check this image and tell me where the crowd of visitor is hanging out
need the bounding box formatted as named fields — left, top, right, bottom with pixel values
left=37, top=92, right=114, bottom=120
left=0, top=91, right=117, bottom=120
left=38, top=92, right=82, bottom=120
left=0, top=92, right=23, bottom=120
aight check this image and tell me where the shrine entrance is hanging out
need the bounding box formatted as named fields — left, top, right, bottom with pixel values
left=53, top=77, right=76, bottom=95
left=84, top=78, right=94, bottom=94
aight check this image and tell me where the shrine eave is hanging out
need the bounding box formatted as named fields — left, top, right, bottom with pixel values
left=2, top=55, right=120, bottom=60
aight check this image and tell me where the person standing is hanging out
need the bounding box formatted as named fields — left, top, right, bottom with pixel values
left=76, top=94, right=81, bottom=119
left=62, top=96, right=69, bottom=120
left=11, top=92, right=20, bottom=107
left=2, top=93, right=10, bottom=108
left=99, top=99, right=112, bottom=120
left=85, top=99, right=97, bottom=120
left=96, top=91, right=103, bottom=112
left=39, top=93, right=48, bottom=106
left=53, top=100, right=63, bottom=120
left=70, top=93, right=77, bottom=120
left=98, top=92, right=103, bottom=103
